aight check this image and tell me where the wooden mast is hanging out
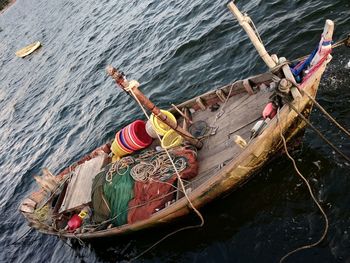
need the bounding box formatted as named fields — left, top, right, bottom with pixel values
left=227, top=1, right=277, bottom=69
left=106, top=65, right=203, bottom=148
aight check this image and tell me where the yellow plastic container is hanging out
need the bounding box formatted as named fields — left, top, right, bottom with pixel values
left=111, top=140, right=130, bottom=157
left=150, top=110, right=177, bottom=136
left=111, top=155, right=120, bottom=163
left=161, top=129, right=183, bottom=149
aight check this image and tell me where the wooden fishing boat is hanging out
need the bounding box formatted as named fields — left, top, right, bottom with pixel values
left=15, top=41, right=41, bottom=58
left=20, top=2, right=335, bottom=240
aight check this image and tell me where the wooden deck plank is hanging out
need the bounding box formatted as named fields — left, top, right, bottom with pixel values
left=188, top=90, right=272, bottom=191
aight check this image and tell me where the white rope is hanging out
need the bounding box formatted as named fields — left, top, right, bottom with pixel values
left=245, top=14, right=264, bottom=44
left=105, top=157, right=134, bottom=183
left=127, top=88, right=204, bottom=260
left=128, top=88, right=203, bottom=219
left=127, top=150, right=187, bottom=182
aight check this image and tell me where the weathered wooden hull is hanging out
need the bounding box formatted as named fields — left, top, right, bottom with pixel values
left=20, top=53, right=330, bottom=240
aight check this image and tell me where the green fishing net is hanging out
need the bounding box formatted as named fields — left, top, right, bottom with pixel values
left=103, top=167, right=134, bottom=226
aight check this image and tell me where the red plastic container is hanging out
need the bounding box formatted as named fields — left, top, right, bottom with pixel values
left=114, top=120, right=153, bottom=154
left=130, top=120, right=153, bottom=147
left=121, top=128, right=139, bottom=151
left=122, top=120, right=152, bottom=150
left=67, top=214, right=82, bottom=231
left=125, top=125, right=145, bottom=149
left=126, top=120, right=153, bottom=148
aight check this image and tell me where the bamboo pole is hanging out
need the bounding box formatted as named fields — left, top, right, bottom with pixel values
left=227, top=1, right=277, bottom=69
left=106, top=66, right=203, bottom=148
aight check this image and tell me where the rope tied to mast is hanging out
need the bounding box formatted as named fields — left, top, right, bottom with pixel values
left=244, top=13, right=264, bottom=45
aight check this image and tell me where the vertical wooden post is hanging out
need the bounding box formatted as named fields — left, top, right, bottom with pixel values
left=310, top=19, right=334, bottom=67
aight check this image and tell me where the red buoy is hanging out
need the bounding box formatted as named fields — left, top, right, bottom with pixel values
left=262, top=102, right=277, bottom=119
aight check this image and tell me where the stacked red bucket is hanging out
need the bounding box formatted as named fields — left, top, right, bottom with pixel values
left=111, top=120, right=153, bottom=159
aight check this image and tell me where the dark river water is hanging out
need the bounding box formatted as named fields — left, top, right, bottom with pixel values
left=1, top=0, right=350, bottom=262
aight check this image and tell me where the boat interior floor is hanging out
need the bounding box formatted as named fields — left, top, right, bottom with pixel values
left=177, top=88, right=272, bottom=198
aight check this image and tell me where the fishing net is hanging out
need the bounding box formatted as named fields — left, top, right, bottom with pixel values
left=91, top=147, right=198, bottom=226
left=103, top=166, right=134, bottom=226
left=91, top=169, right=111, bottom=224
left=128, top=147, right=199, bottom=224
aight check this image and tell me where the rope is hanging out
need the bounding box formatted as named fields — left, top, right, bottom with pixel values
left=59, top=237, right=74, bottom=249
left=298, top=88, right=350, bottom=138
left=73, top=233, right=86, bottom=247
left=10, top=228, right=33, bottom=245
left=245, top=14, right=263, bottom=44
left=204, top=84, right=235, bottom=137
left=277, top=109, right=329, bottom=263
left=57, top=235, right=89, bottom=262
left=270, top=60, right=291, bottom=74
left=130, top=155, right=187, bottom=182
left=106, top=157, right=134, bottom=183
left=283, top=98, right=350, bottom=163
left=277, top=48, right=350, bottom=141
left=131, top=225, right=202, bottom=262
left=127, top=88, right=204, bottom=261
left=290, top=35, right=349, bottom=64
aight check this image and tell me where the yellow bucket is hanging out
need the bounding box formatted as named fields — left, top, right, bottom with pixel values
left=161, top=129, right=183, bottom=149
left=111, top=155, right=120, bottom=163
left=111, top=140, right=130, bottom=157
left=150, top=110, right=177, bottom=136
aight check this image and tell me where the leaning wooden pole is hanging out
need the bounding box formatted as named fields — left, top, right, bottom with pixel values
left=106, top=65, right=203, bottom=149
left=227, top=1, right=277, bottom=69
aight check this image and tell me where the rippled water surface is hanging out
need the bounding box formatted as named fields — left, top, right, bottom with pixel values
left=1, top=0, right=350, bottom=262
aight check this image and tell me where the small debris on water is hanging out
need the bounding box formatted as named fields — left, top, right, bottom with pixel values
left=346, top=60, right=350, bottom=69
left=312, top=160, right=321, bottom=170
